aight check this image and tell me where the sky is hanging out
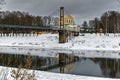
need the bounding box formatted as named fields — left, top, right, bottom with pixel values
left=1, top=0, right=120, bottom=25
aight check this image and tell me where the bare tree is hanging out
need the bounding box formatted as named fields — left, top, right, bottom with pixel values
left=82, top=21, right=88, bottom=33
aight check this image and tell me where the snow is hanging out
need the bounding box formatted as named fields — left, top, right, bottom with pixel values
left=0, top=46, right=120, bottom=59
left=0, top=33, right=120, bottom=50
left=0, top=66, right=120, bottom=80
left=0, top=33, right=120, bottom=80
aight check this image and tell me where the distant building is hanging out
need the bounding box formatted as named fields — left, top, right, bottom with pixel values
left=65, top=25, right=79, bottom=32
left=58, top=15, right=80, bottom=31
left=58, top=14, right=75, bottom=27
left=42, top=14, right=75, bottom=28
left=64, top=15, right=74, bottom=25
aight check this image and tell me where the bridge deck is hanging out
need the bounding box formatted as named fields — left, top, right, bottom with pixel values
left=0, top=24, right=80, bottom=32
left=0, top=24, right=52, bottom=30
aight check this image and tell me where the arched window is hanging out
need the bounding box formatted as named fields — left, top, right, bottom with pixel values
left=69, top=20, right=71, bottom=24
left=67, top=20, right=69, bottom=24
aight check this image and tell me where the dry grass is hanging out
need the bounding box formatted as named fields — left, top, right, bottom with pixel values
left=11, top=53, right=36, bottom=80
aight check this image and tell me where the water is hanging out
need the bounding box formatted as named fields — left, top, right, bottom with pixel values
left=0, top=47, right=120, bottom=78
left=49, top=58, right=120, bottom=78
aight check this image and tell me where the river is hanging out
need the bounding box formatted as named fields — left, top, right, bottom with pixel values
left=0, top=46, right=120, bottom=78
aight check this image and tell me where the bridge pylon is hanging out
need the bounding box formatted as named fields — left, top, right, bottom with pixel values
left=59, top=7, right=67, bottom=43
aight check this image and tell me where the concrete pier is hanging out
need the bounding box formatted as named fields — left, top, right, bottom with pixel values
left=59, top=30, right=66, bottom=43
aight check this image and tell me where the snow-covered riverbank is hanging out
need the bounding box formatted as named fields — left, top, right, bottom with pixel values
left=0, top=33, right=120, bottom=50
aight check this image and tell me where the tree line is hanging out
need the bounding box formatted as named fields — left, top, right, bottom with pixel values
left=0, top=11, right=58, bottom=27
left=82, top=11, right=120, bottom=33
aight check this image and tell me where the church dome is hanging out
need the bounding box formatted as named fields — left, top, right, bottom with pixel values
left=58, top=14, right=74, bottom=26
left=65, top=15, right=73, bottom=19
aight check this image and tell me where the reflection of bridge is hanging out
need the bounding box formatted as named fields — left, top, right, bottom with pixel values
left=0, top=52, right=79, bottom=73
left=38, top=53, right=79, bottom=73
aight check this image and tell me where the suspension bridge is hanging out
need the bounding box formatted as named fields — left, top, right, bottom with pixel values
left=0, top=7, right=80, bottom=43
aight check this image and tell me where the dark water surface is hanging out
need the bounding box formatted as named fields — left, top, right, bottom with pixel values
left=0, top=47, right=120, bottom=78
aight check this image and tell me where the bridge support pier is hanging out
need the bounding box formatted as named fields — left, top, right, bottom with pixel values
left=59, top=53, right=65, bottom=73
left=59, top=30, right=66, bottom=43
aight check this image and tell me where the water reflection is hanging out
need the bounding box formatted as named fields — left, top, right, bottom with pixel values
left=0, top=52, right=78, bottom=71
left=0, top=47, right=120, bottom=78
left=59, top=53, right=79, bottom=73
left=91, top=58, right=120, bottom=78
left=0, top=53, right=59, bottom=70
left=49, top=57, right=120, bottom=78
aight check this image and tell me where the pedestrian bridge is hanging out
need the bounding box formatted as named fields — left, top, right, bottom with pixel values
left=0, top=24, right=79, bottom=32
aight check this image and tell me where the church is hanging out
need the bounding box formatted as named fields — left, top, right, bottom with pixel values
left=58, top=14, right=74, bottom=26
left=64, top=15, right=74, bottom=26
left=61, top=15, right=79, bottom=32
left=52, top=14, right=79, bottom=32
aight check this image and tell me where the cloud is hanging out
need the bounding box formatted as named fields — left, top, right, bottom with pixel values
left=1, top=0, right=120, bottom=24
